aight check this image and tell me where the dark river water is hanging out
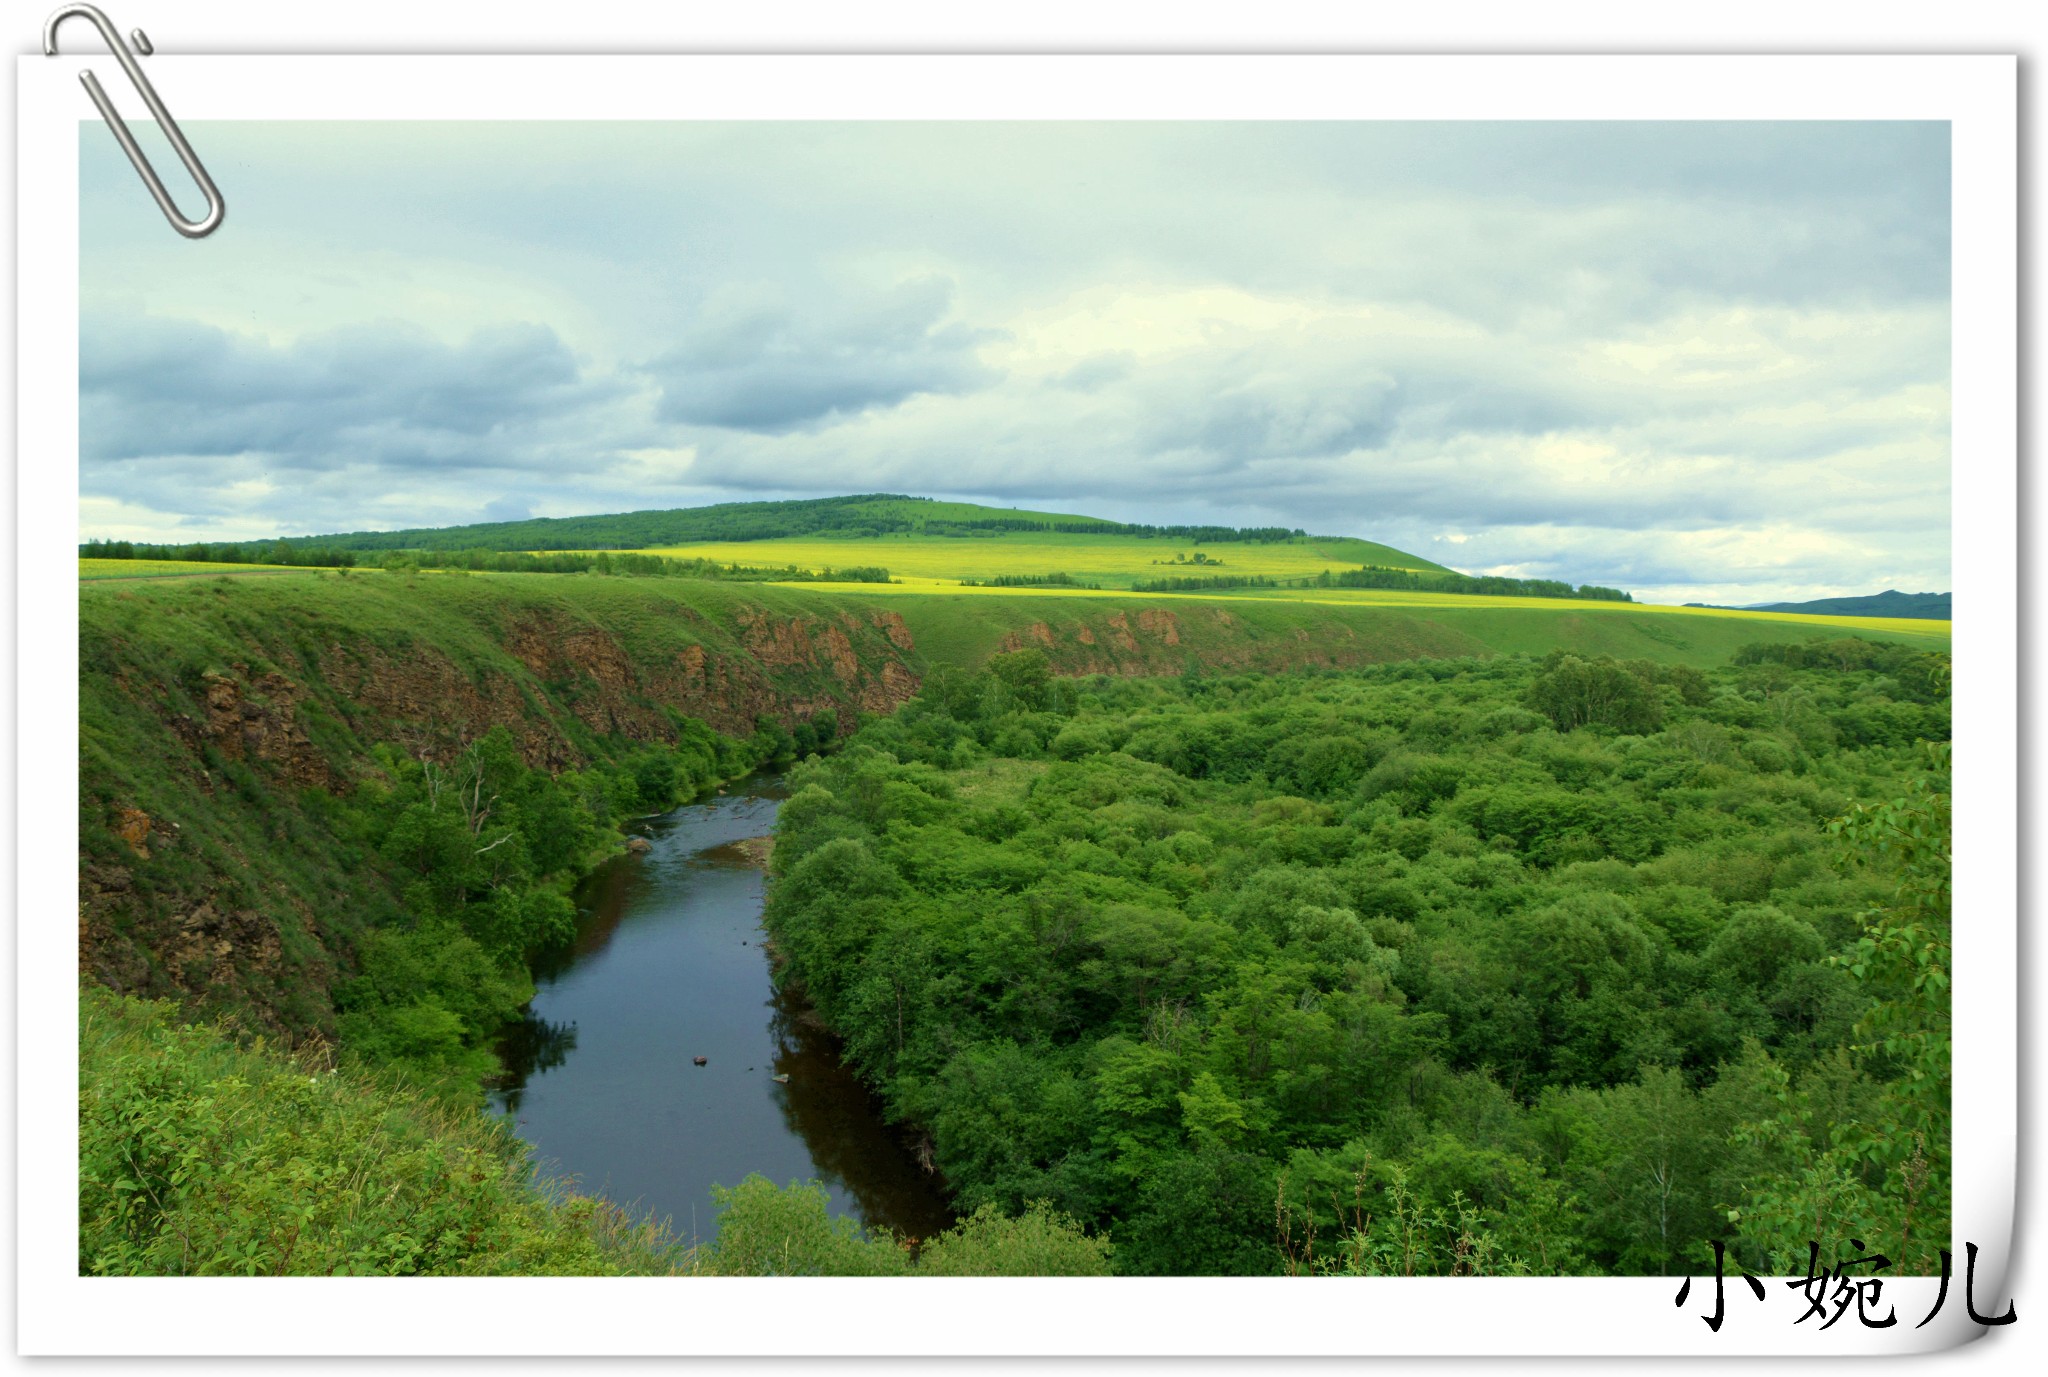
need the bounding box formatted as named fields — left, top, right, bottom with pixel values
left=491, top=773, right=957, bottom=1246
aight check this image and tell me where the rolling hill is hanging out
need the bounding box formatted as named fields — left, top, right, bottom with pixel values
left=225, top=494, right=1444, bottom=565
left=1740, top=590, right=1951, bottom=621
left=1684, top=589, right=1951, bottom=621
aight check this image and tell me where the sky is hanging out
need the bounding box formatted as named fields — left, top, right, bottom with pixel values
left=79, top=121, right=1951, bottom=605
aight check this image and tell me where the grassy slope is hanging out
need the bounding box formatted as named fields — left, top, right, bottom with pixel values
left=81, top=558, right=300, bottom=580
left=80, top=985, right=693, bottom=1275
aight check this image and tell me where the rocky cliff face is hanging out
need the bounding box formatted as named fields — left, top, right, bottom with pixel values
left=77, top=585, right=928, bottom=1029
left=989, top=602, right=1459, bottom=678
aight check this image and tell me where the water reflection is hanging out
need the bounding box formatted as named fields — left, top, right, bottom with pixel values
left=490, top=774, right=956, bottom=1242
left=765, top=978, right=955, bottom=1240
left=492, top=1013, right=578, bottom=1115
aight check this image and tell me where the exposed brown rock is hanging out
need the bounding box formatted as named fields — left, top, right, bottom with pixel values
left=678, top=643, right=709, bottom=688
left=872, top=610, right=916, bottom=651
left=112, top=805, right=153, bottom=859
left=1136, top=607, right=1181, bottom=645
left=874, top=661, right=922, bottom=712
left=195, top=669, right=337, bottom=789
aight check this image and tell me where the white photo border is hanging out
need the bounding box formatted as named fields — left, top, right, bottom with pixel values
left=15, top=52, right=2017, bottom=1358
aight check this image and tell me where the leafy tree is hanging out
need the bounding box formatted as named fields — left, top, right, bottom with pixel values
left=1528, top=655, right=1663, bottom=734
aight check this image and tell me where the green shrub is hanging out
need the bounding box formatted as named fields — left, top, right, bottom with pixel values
left=79, top=986, right=692, bottom=1276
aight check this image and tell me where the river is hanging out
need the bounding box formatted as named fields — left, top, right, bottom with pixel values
left=490, top=772, right=957, bottom=1246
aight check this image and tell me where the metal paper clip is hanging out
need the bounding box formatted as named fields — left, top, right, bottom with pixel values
left=44, top=4, right=224, bottom=238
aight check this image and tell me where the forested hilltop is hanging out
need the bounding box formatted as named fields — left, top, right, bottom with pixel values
left=763, top=638, right=1951, bottom=1276
left=115, top=494, right=1354, bottom=558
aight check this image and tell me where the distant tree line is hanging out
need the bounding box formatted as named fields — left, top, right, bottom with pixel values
left=374, top=550, right=892, bottom=583
left=962, top=573, right=1101, bottom=589
left=82, top=538, right=359, bottom=568
left=79, top=538, right=891, bottom=584
left=1132, top=574, right=1280, bottom=593
left=1128, top=567, right=1634, bottom=600
left=1321, top=565, right=1634, bottom=602
left=1049, top=521, right=1301, bottom=543
left=925, top=520, right=1301, bottom=543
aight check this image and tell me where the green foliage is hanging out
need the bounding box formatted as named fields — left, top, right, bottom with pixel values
left=1728, top=740, right=1952, bottom=1274
left=765, top=643, right=1948, bottom=1275
left=78, top=986, right=695, bottom=1275
left=703, top=1177, right=912, bottom=1276
left=1526, top=654, right=1663, bottom=733
left=914, top=1199, right=1115, bottom=1275
left=1323, top=564, right=1634, bottom=602
left=703, top=1176, right=1111, bottom=1276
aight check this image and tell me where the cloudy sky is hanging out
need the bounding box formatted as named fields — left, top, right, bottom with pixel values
left=80, top=121, right=1950, bottom=605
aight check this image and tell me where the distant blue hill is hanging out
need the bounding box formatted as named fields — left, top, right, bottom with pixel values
left=1683, top=589, right=1951, bottom=621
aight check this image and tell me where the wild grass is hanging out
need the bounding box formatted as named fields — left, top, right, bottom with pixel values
left=79, top=985, right=699, bottom=1275
left=79, top=558, right=307, bottom=580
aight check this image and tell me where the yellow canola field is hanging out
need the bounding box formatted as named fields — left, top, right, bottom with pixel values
left=629, top=532, right=1437, bottom=587
left=780, top=576, right=1953, bottom=641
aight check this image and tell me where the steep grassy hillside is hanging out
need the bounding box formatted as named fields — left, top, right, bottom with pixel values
left=78, top=569, right=923, bottom=1035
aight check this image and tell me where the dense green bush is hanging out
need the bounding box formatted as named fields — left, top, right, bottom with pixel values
left=764, top=640, right=1950, bottom=1276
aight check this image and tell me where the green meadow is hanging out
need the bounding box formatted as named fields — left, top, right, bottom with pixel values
left=79, top=557, right=304, bottom=581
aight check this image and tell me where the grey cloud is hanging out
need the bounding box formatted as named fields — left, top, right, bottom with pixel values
left=1147, top=371, right=1397, bottom=465
left=645, top=276, right=1000, bottom=433
left=82, top=313, right=628, bottom=471
left=1052, top=352, right=1136, bottom=392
